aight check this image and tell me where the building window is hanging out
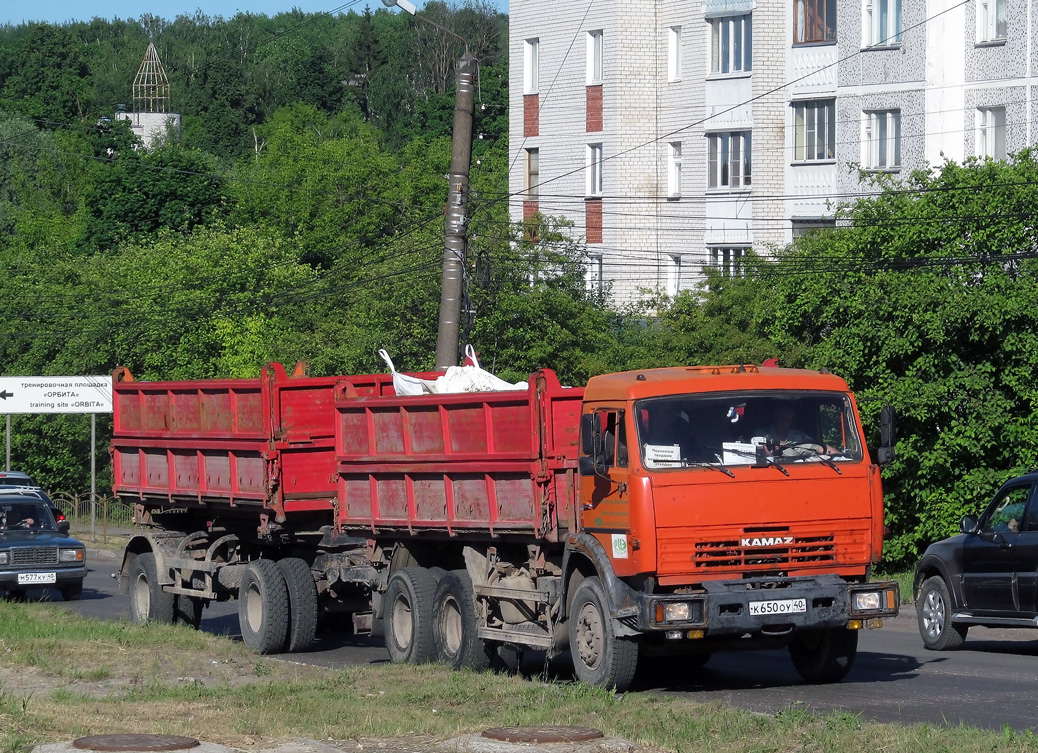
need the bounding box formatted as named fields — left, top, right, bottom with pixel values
left=586, top=253, right=604, bottom=293
left=709, top=247, right=746, bottom=277
left=587, top=143, right=603, bottom=196
left=668, top=142, right=683, bottom=198
left=666, top=255, right=683, bottom=296
left=794, top=0, right=837, bottom=44
left=864, top=110, right=901, bottom=169
left=864, top=0, right=902, bottom=45
left=707, top=132, right=751, bottom=189
left=711, top=15, right=752, bottom=74
left=978, top=0, right=1007, bottom=42
left=668, top=26, right=682, bottom=81
left=792, top=218, right=836, bottom=238
left=524, top=39, right=539, bottom=94
left=977, top=107, right=1007, bottom=160
left=525, top=148, right=539, bottom=197
left=587, top=30, right=603, bottom=84
left=793, top=99, right=836, bottom=161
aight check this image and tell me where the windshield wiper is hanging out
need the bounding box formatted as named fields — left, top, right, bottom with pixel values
left=683, top=461, right=735, bottom=478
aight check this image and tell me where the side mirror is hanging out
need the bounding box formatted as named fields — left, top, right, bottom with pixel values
left=578, top=412, right=607, bottom=477
left=877, top=405, right=896, bottom=465
left=57, top=520, right=70, bottom=535
left=960, top=515, right=979, bottom=534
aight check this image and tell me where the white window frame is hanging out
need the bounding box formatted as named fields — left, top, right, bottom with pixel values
left=586, top=30, right=604, bottom=84
left=585, top=253, right=604, bottom=294
left=523, top=38, right=539, bottom=94
left=977, top=106, right=1007, bottom=160
left=707, top=131, right=752, bottom=189
left=793, top=99, right=836, bottom=162
left=863, top=0, right=902, bottom=46
left=711, top=15, right=752, bottom=74
left=977, top=0, right=1007, bottom=42
left=525, top=148, right=539, bottom=197
left=667, top=142, right=683, bottom=198
left=668, top=26, right=682, bottom=81
left=863, top=110, right=901, bottom=169
left=709, top=247, right=747, bottom=277
left=586, top=143, right=604, bottom=197
left=666, top=254, right=683, bottom=296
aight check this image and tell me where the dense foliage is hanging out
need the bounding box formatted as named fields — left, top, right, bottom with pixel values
left=2, top=9, right=1037, bottom=568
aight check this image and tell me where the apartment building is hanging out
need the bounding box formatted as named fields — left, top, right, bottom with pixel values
left=508, top=0, right=1036, bottom=305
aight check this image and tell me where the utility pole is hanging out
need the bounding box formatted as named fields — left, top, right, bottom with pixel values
left=381, top=0, right=476, bottom=370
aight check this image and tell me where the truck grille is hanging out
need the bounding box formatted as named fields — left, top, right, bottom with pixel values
left=693, top=535, right=835, bottom=569
left=11, top=547, right=58, bottom=566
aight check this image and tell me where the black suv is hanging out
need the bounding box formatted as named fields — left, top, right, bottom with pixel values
left=0, top=489, right=87, bottom=601
left=915, top=471, right=1038, bottom=649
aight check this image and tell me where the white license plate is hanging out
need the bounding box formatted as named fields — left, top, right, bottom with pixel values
left=749, top=598, right=807, bottom=616
left=17, top=572, right=56, bottom=585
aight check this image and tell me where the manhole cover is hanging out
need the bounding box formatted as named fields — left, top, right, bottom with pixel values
left=481, top=726, right=605, bottom=744
left=72, top=736, right=201, bottom=752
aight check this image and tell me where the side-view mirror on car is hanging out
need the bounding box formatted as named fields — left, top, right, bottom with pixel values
left=960, top=515, right=979, bottom=534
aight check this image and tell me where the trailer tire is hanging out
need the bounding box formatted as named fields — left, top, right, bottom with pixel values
left=384, top=567, right=438, bottom=664
left=569, top=576, right=638, bottom=691
left=789, top=627, right=858, bottom=683
left=278, top=558, right=318, bottom=653
left=433, top=570, right=492, bottom=671
left=129, top=552, right=175, bottom=625
left=175, top=595, right=203, bottom=629
left=239, top=560, right=290, bottom=655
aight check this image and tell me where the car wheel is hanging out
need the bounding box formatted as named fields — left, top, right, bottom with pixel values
left=129, top=552, right=175, bottom=624
left=60, top=582, right=83, bottom=601
left=238, top=559, right=290, bottom=655
left=917, top=576, right=967, bottom=650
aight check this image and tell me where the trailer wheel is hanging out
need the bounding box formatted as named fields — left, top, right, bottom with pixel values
left=384, top=567, right=438, bottom=664
left=433, top=570, right=492, bottom=671
left=569, top=576, right=638, bottom=691
left=175, top=595, right=204, bottom=629
left=789, top=627, right=858, bottom=683
left=129, top=552, right=175, bottom=625
left=239, top=560, right=290, bottom=654
left=278, top=558, right=318, bottom=653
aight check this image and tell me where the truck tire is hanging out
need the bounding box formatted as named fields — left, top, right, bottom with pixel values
left=569, top=576, right=638, bottom=691
left=239, top=559, right=290, bottom=654
left=433, top=569, right=492, bottom=671
left=175, top=596, right=203, bottom=629
left=129, top=552, right=175, bottom=625
left=917, top=575, right=968, bottom=650
left=278, top=558, right=318, bottom=653
left=789, top=627, right=858, bottom=683
left=384, top=567, right=438, bottom=664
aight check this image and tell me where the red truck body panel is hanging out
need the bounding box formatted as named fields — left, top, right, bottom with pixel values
left=332, top=370, right=583, bottom=540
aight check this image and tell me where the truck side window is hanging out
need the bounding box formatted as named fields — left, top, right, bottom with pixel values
left=601, top=411, right=628, bottom=469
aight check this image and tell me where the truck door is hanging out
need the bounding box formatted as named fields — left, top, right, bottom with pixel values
left=962, top=483, right=1033, bottom=614
left=580, top=409, right=633, bottom=561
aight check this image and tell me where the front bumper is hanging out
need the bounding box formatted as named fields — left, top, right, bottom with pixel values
left=0, top=565, right=87, bottom=590
left=624, top=574, right=900, bottom=637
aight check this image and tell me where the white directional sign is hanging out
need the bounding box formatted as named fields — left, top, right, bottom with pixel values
left=0, top=375, right=112, bottom=415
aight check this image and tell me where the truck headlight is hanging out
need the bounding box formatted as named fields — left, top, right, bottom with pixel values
left=853, top=591, right=881, bottom=611
left=663, top=602, right=691, bottom=622
left=0, top=552, right=7, bottom=565
left=59, top=549, right=83, bottom=563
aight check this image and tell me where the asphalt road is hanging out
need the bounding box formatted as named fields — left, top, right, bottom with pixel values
left=38, top=555, right=1038, bottom=734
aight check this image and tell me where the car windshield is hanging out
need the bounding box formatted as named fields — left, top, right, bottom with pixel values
left=636, top=391, right=864, bottom=469
left=0, top=502, right=57, bottom=532
left=0, top=476, right=36, bottom=487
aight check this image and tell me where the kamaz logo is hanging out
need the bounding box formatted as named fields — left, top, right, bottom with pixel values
left=741, top=536, right=793, bottom=547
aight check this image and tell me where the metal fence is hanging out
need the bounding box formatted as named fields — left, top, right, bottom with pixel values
left=48, top=492, right=135, bottom=544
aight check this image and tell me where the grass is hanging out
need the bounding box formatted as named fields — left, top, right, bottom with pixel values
left=0, top=599, right=1034, bottom=753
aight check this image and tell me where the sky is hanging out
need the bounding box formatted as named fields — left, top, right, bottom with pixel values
left=1, top=0, right=506, bottom=26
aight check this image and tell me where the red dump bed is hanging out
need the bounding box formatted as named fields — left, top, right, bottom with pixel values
left=333, top=370, right=584, bottom=541
left=111, top=363, right=435, bottom=516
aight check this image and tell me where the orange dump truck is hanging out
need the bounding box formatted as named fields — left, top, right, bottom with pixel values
left=113, top=362, right=898, bottom=691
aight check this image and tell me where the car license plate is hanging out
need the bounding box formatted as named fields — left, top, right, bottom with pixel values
left=17, top=572, right=56, bottom=585
left=749, top=598, right=807, bottom=616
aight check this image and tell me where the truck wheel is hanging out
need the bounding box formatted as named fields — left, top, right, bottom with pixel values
left=917, top=576, right=968, bottom=650
left=569, top=576, right=638, bottom=691
left=129, top=552, right=175, bottom=624
left=278, top=558, right=318, bottom=653
left=239, top=559, right=290, bottom=654
left=433, top=569, right=492, bottom=671
left=60, top=583, right=84, bottom=601
left=384, top=567, right=438, bottom=664
left=175, top=595, right=203, bottom=629
left=789, top=627, right=858, bottom=683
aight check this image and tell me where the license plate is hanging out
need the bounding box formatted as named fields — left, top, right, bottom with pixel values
left=749, top=598, right=807, bottom=616
left=17, top=572, right=56, bottom=585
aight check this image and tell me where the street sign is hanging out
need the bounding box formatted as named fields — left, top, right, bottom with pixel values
left=0, top=376, right=112, bottom=415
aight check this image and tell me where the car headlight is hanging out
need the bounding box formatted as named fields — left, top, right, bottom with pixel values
left=59, top=549, right=83, bottom=563
left=853, top=591, right=881, bottom=611
left=0, top=552, right=7, bottom=565
left=663, top=602, right=691, bottom=622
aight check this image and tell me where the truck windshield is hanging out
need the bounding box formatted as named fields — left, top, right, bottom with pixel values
left=635, top=391, right=864, bottom=469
